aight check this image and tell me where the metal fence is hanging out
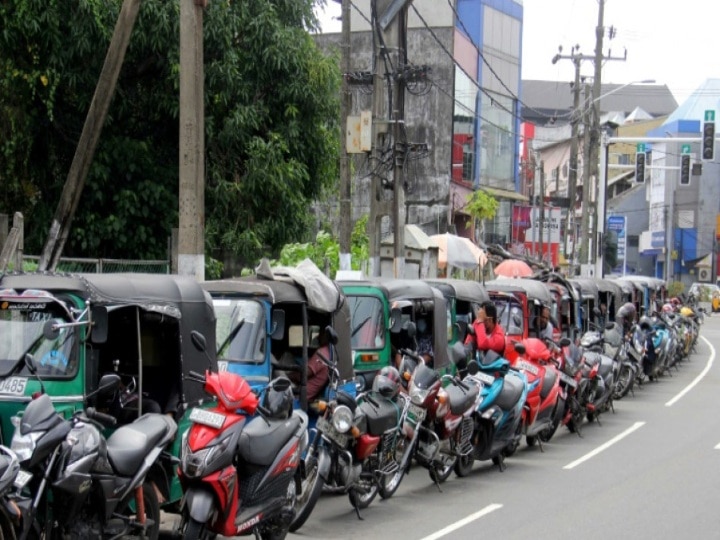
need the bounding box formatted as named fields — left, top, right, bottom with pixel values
left=22, top=256, right=170, bottom=274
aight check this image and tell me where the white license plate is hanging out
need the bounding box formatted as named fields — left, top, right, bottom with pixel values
left=317, top=416, right=349, bottom=447
left=14, top=469, right=32, bottom=489
left=559, top=372, right=578, bottom=388
left=189, top=408, right=226, bottom=429
left=516, top=360, right=539, bottom=376
left=407, top=402, right=426, bottom=421
left=0, top=377, right=28, bottom=396
left=474, top=371, right=496, bottom=385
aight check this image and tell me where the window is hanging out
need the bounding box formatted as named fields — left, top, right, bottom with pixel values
left=347, top=295, right=385, bottom=349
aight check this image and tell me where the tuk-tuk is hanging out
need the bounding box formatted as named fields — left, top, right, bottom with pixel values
left=483, top=278, right=555, bottom=361
left=569, top=278, right=600, bottom=333
left=533, top=271, right=582, bottom=340
left=201, top=259, right=356, bottom=410
left=0, top=272, right=217, bottom=510
left=596, top=279, right=624, bottom=322
left=616, top=276, right=652, bottom=316
left=424, top=279, right=489, bottom=345
left=337, top=277, right=450, bottom=391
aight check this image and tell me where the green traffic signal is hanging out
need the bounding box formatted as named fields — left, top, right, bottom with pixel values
left=702, top=121, right=715, bottom=161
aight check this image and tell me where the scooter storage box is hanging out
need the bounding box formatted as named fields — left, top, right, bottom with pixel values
left=358, top=398, right=399, bottom=436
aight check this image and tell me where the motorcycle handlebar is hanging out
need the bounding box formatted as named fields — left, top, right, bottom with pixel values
left=85, top=407, right=117, bottom=427
left=399, top=348, right=423, bottom=361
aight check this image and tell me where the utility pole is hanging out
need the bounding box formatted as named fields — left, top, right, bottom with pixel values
left=580, top=82, right=592, bottom=269
left=367, top=0, right=409, bottom=278
left=178, top=0, right=206, bottom=280
left=338, top=0, right=352, bottom=271
left=539, top=161, right=545, bottom=262
left=38, top=0, right=141, bottom=270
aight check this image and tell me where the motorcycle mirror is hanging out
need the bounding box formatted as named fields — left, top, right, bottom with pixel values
left=90, top=306, right=108, bottom=344
left=270, top=376, right=292, bottom=392
left=271, top=309, right=285, bottom=340
left=466, top=360, right=479, bottom=375
left=324, top=325, right=339, bottom=346
left=191, top=330, right=216, bottom=371
left=96, top=373, right=121, bottom=395
left=513, top=341, right=526, bottom=355
left=559, top=337, right=572, bottom=347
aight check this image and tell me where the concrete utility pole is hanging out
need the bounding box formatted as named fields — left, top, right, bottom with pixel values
left=367, top=0, right=409, bottom=277
left=178, top=0, right=206, bottom=280
left=38, top=0, right=141, bottom=271
left=338, top=0, right=353, bottom=271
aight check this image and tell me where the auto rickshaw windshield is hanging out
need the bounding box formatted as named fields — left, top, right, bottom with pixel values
left=214, top=298, right=265, bottom=364
left=0, top=303, right=78, bottom=379
left=347, top=295, right=385, bottom=350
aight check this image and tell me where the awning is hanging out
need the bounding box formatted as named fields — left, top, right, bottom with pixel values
left=480, top=186, right=529, bottom=203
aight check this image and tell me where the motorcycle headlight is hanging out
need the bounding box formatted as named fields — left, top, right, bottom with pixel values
left=11, top=431, right=43, bottom=462
left=331, top=405, right=354, bottom=434
left=180, top=432, right=231, bottom=479
left=409, top=384, right=431, bottom=406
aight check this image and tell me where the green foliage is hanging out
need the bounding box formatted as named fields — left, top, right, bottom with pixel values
left=0, top=0, right=339, bottom=265
left=276, top=214, right=369, bottom=278
left=667, top=281, right=684, bottom=298
left=465, top=190, right=499, bottom=221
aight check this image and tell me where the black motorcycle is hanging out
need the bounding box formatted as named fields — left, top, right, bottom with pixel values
left=0, top=445, right=21, bottom=538
left=9, top=364, right=176, bottom=540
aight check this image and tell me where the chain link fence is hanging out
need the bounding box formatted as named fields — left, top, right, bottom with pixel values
left=22, top=256, right=170, bottom=274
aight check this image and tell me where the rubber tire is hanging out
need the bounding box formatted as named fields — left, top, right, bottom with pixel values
left=121, top=482, right=161, bottom=540
left=349, top=481, right=379, bottom=510
left=503, top=421, right=523, bottom=457
left=288, top=457, right=325, bottom=532
left=613, top=365, right=633, bottom=400
left=429, top=460, right=455, bottom=484
left=526, top=435, right=538, bottom=447
left=183, top=519, right=209, bottom=540
left=379, top=436, right=412, bottom=499
left=453, top=453, right=474, bottom=477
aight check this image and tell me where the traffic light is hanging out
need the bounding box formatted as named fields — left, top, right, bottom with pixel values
left=635, top=151, right=646, bottom=183
left=702, top=121, right=715, bottom=161
left=680, top=154, right=691, bottom=185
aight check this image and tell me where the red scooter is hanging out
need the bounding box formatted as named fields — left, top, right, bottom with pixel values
left=512, top=338, right=564, bottom=448
left=177, top=333, right=308, bottom=540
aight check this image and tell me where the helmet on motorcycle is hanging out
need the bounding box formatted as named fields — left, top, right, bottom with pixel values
left=372, top=366, right=401, bottom=398
left=639, top=316, right=653, bottom=330
left=262, top=377, right=294, bottom=419
left=662, top=303, right=674, bottom=313
left=680, top=306, right=694, bottom=317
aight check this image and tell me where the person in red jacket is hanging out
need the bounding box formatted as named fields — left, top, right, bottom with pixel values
left=466, top=301, right=506, bottom=356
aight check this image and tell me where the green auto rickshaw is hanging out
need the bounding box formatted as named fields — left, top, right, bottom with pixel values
left=0, top=272, right=217, bottom=514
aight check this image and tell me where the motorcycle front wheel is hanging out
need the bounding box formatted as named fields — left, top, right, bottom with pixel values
left=429, top=458, right=455, bottom=484
left=613, top=365, right=634, bottom=400
left=289, top=455, right=325, bottom=532
left=348, top=481, right=379, bottom=510
left=453, top=453, right=474, bottom=477
left=118, top=481, right=160, bottom=540
left=183, top=518, right=217, bottom=540
left=379, top=436, right=413, bottom=499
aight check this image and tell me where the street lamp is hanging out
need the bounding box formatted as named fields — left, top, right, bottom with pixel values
left=588, top=80, right=656, bottom=277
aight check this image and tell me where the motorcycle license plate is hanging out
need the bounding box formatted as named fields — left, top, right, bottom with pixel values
left=189, top=408, right=226, bottom=429
left=407, top=402, right=426, bottom=421
left=515, top=360, right=539, bottom=375
left=558, top=372, right=577, bottom=388
left=0, top=377, right=28, bottom=396
left=317, top=416, right=349, bottom=447
left=14, top=469, right=32, bottom=489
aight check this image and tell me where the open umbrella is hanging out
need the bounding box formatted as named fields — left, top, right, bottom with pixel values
left=494, top=259, right=533, bottom=278
left=429, top=233, right=487, bottom=270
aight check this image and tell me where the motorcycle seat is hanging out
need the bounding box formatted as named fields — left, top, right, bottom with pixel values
left=445, top=382, right=480, bottom=415
left=237, top=415, right=302, bottom=466
left=539, top=368, right=557, bottom=400
left=495, top=372, right=524, bottom=411
left=107, top=414, right=178, bottom=477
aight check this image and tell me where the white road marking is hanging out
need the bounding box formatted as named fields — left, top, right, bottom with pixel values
left=418, top=503, right=503, bottom=540
left=563, top=421, right=646, bottom=470
left=665, top=335, right=715, bottom=407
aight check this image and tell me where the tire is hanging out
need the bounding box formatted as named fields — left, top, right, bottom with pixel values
left=566, top=398, right=584, bottom=434
left=453, top=453, right=474, bottom=477
left=613, top=365, right=634, bottom=400
left=289, top=456, right=325, bottom=532
left=348, top=481, right=379, bottom=510
left=183, top=518, right=208, bottom=540
left=503, top=421, right=523, bottom=457
left=379, top=436, right=412, bottom=499
left=526, top=435, right=538, bottom=447
left=119, top=482, right=160, bottom=540
left=429, top=459, right=455, bottom=484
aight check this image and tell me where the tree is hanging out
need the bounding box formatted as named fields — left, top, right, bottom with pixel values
left=0, top=0, right=340, bottom=265
left=464, top=189, right=499, bottom=239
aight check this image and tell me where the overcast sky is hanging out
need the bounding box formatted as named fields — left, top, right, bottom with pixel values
left=316, top=0, right=720, bottom=105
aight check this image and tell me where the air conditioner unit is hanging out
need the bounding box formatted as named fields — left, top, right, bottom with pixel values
left=698, top=267, right=711, bottom=283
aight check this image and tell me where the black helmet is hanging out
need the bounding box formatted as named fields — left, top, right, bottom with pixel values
left=263, top=377, right=294, bottom=419
left=639, top=316, right=653, bottom=331
left=372, top=366, right=401, bottom=398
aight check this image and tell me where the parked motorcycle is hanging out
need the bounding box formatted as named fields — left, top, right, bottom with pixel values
left=577, top=325, right=616, bottom=422
left=547, top=337, right=587, bottom=435
left=0, top=446, right=21, bottom=539
left=177, top=333, right=307, bottom=540
left=512, top=338, right=564, bottom=448
left=9, top=361, right=176, bottom=540
left=452, top=348, right=529, bottom=475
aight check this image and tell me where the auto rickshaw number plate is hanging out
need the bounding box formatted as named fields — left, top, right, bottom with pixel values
left=13, top=469, right=32, bottom=489
left=515, top=360, right=539, bottom=375
left=189, top=408, right=226, bottom=429
left=0, top=377, right=27, bottom=396
left=317, top=416, right=349, bottom=447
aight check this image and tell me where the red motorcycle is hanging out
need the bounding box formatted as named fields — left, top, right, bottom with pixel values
left=177, top=333, right=308, bottom=540
left=511, top=338, right=564, bottom=448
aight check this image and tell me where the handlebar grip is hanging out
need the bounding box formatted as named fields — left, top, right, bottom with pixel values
left=86, top=407, right=117, bottom=427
